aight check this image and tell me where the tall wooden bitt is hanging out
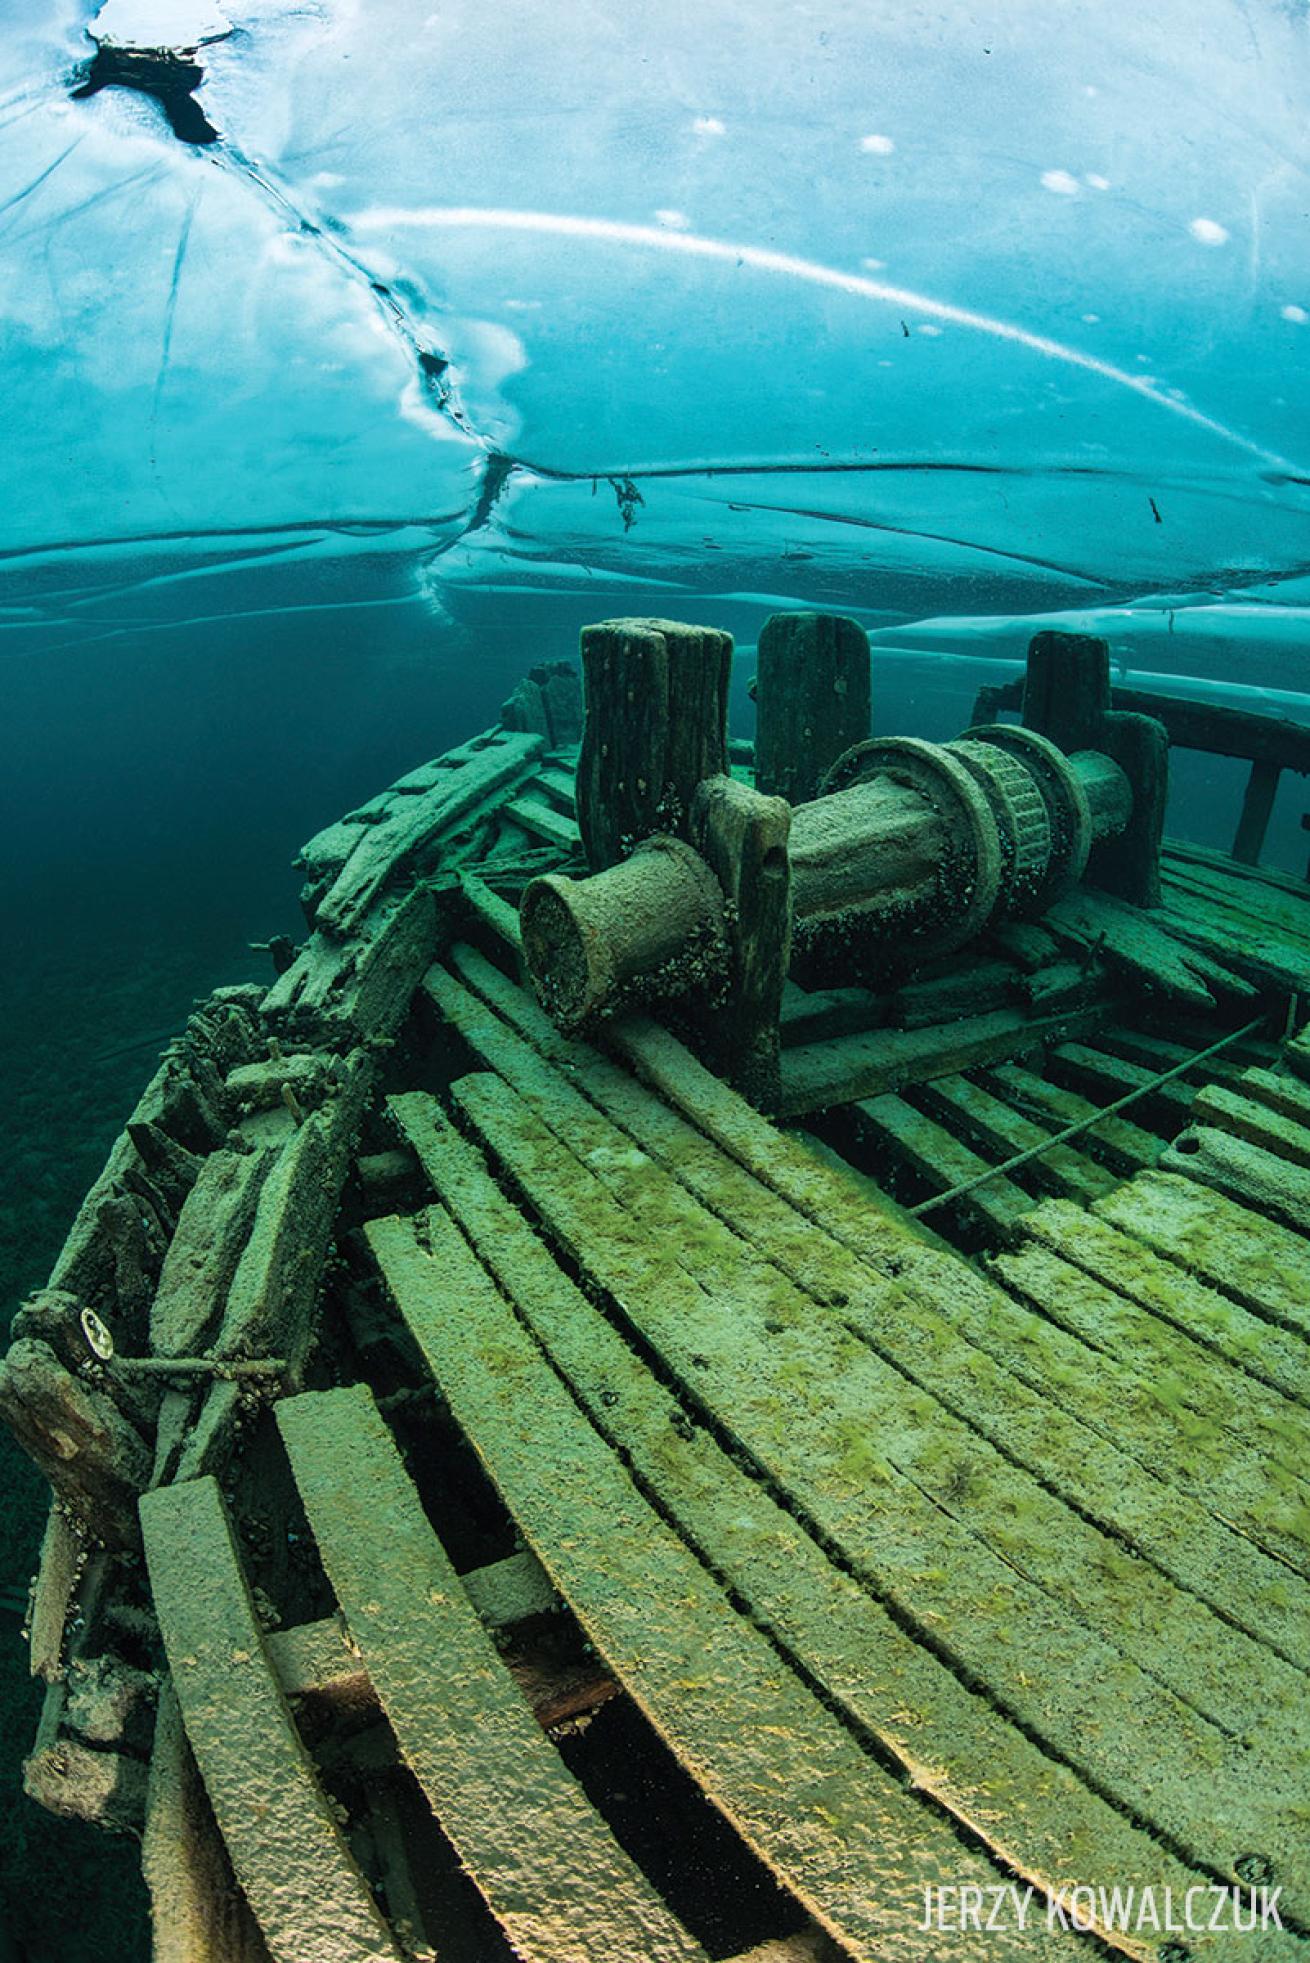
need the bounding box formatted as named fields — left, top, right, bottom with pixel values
left=1022, top=631, right=1167, bottom=907
left=754, top=612, right=871, bottom=806
left=575, top=618, right=733, bottom=870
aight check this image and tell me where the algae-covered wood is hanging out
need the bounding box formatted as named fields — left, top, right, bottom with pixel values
left=390, top=1089, right=1291, bottom=1963
left=366, top=1203, right=1080, bottom=1963
left=278, top=1383, right=705, bottom=1963
left=443, top=1063, right=1310, bottom=1906
left=139, top=1477, right=403, bottom=1963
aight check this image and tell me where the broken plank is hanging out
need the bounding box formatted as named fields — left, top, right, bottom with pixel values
left=1095, top=1170, right=1310, bottom=1341
left=977, top=1062, right=1163, bottom=1174
left=391, top=1090, right=1297, bottom=1955
left=366, top=1204, right=1075, bottom=1963
left=1044, top=890, right=1254, bottom=1007
left=779, top=1002, right=1108, bottom=1118
left=503, top=792, right=580, bottom=854
left=263, top=881, right=440, bottom=1047
left=319, top=730, right=544, bottom=935
left=850, top=1094, right=1034, bottom=1239
left=915, top=1075, right=1113, bottom=1203
left=278, top=1384, right=705, bottom=1963
left=139, top=1477, right=402, bottom=1963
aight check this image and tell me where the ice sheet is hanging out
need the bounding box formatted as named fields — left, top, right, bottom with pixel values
left=4, top=0, right=1310, bottom=674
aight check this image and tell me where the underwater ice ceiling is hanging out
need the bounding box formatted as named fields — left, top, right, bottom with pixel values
left=5, top=0, right=1310, bottom=636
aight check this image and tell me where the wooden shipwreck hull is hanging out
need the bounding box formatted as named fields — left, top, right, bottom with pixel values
left=6, top=623, right=1310, bottom=1963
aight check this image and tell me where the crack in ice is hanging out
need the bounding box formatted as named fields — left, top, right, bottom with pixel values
left=353, top=206, right=1305, bottom=476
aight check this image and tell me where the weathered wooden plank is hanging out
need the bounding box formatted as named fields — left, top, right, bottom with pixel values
left=850, top=1093, right=1034, bottom=1239
left=1235, top=1062, right=1310, bottom=1128
left=1094, top=1026, right=1256, bottom=1091
left=1163, top=1123, right=1310, bottom=1236
left=992, top=1239, right=1310, bottom=1575
left=503, top=792, right=581, bottom=854
left=1047, top=1042, right=1196, bottom=1127
left=978, top=1062, right=1163, bottom=1173
left=887, top=958, right=1018, bottom=1029
left=139, top=1477, right=402, bottom=1963
left=279, top=1383, right=705, bottom=1963
left=1044, top=890, right=1255, bottom=1007
left=446, top=1046, right=1310, bottom=1704
left=438, top=949, right=1310, bottom=1649
left=27, top=1504, right=84, bottom=1682
left=150, top=1147, right=276, bottom=1358
left=263, top=882, right=440, bottom=1046
left=143, top=1682, right=273, bottom=1963
left=317, top=731, right=544, bottom=935
left=779, top=981, right=883, bottom=1046
left=440, top=1065, right=1310, bottom=1898
left=392, top=1089, right=1294, bottom=1959
left=780, top=1002, right=1109, bottom=1117
left=1192, top=1082, right=1310, bottom=1168
left=1095, top=1170, right=1310, bottom=1340
left=1160, top=881, right=1310, bottom=993
left=1020, top=1193, right=1310, bottom=1411
left=366, top=1204, right=1077, bottom=1963
left=915, top=1075, right=1114, bottom=1202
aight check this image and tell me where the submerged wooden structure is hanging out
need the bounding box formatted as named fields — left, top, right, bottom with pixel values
left=5, top=613, right=1310, bottom=1963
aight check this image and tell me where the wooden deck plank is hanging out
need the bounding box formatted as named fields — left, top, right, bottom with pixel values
left=779, top=1002, right=1109, bottom=1117
left=440, top=1064, right=1310, bottom=1901
left=389, top=1089, right=1281, bottom=1961
left=1192, top=1082, right=1310, bottom=1167
left=1046, top=1042, right=1196, bottom=1128
left=150, top=1146, right=277, bottom=1358
left=277, top=1383, right=704, bottom=1963
left=143, top=1682, right=273, bottom=1963
left=991, top=1241, right=1310, bottom=1576
left=1162, top=1123, right=1310, bottom=1236
left=1229, top=1064, right=1310, bottom=1130
left=1095, top=1170, right=1310, bottom=1343
left=365, top=1204, right=1079, bottom=1963
left=914, top=1075, right=1115, bottom=1203
left=1018, top=1196, right=1310, bottom=1440
left=139, top=1478, right=403, bottom=1963
left=849, top=1093, right=1034, bottom=1238
left=976, top=1063, right=1163, bottom=1174
left=437, top=950, right=1310, bottom=1663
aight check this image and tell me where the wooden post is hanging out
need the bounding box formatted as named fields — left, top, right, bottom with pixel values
left=692, top=777, right=792, bottom=1111
left=575, top=618, right=732, bottom=870
left=1232, top=759, right=1280, bottom=865
left=754, top=612, right=871, bottom=805
left=1022, top=631, right=1168, bottom=908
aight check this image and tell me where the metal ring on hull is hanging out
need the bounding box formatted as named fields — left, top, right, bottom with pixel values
left=946, top=738, right=1053, bottom=919
left=962, top=723, right=1093, bottom=914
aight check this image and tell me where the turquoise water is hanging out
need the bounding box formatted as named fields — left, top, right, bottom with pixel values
left=4, top=3, right=1310, bottom=1955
